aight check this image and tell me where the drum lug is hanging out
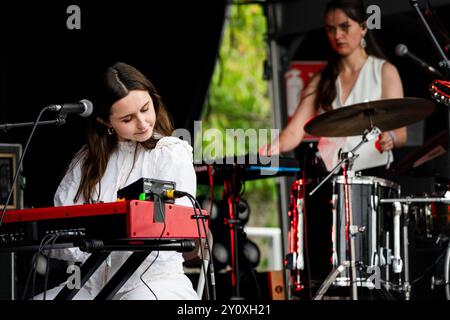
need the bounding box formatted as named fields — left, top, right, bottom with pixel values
left=380, top=247, right=391, bottom=266
left=392, top=202, right=404, bottom=274
left=349, top=225, right=366, bottom=235
left=393, top=258, right=403, bottom=274
left=349, top=225, right=359, bottom=235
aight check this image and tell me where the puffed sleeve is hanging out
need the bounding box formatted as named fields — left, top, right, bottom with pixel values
left=150, top=137, right=197, bottom=208
left=50, top=152, right=90, bottom=262
left=54, top=155, right=85, bottom=206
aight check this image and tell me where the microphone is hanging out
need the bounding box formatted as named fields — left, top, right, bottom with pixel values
left=48, top=99, right=94, bottom=117
left=395, top=44, right=445, bottom=78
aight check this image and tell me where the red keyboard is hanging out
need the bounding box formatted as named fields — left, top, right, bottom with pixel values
left=0, top=200, right=208, bottom=249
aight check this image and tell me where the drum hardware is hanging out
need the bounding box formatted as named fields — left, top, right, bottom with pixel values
left=377, top=201, right=412, bottom=298
left=309, top=126, right=381, bottom=197
left=445, top=241, right=450, bottom=300
left=402, top=208, right=412, bottom=301
left=309, top=126, right=382, bottom=300
left=331, top=175, right=410, bottom=298
left=313, top=261, right=350, bottom=300
left=409, top=0, right=450, bottom=81
left=392, top=202, right=403, bottom=274
left=301, top=97, right=437, bottom=300
left=379, top=192, right=450, bottom=205
left=430, top=80, right=450, bottom=106
left=286, top=179, right=305, bottom=295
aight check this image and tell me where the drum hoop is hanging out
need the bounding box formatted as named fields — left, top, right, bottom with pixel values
left=332, top=175, right=400, bottom=190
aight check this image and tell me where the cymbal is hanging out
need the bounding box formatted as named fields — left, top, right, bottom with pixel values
left=304, top=97, right=436, bottom=137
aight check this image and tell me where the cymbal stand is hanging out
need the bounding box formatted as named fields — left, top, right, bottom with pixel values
left=309, top=126, right=381, bottom=197
left=310, top=126, right=381, bottom=300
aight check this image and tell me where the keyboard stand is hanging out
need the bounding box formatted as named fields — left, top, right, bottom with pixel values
left=54, top=239, right=195, bottom=300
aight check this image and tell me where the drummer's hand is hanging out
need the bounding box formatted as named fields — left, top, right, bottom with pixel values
left=379, top=131, right=395, bottom=151
left=259, top=142, right=280, bottom=156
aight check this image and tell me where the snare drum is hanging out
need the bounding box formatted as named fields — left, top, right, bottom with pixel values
left=331, top=175, right=400, bottom=288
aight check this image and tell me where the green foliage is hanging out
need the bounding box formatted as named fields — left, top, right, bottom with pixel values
left=199, top=4, right=279, bottom=227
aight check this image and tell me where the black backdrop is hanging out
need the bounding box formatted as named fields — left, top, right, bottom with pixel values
left=0, top=0, right=227, bottom=208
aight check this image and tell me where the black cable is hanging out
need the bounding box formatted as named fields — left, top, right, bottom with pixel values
left=168, top=193, right=215, bottom=300
left=22, top=234, right=54, bottom=300
left=43, top=234, right=60, bottom=300
left=139, top=194, right=165, bottom=300
left=190, top=195, right=217, bottom=300
left=25, top=233, right=57, bottom=300
left=186, top=194, right=211, bottom=300
left=181, top=192, right=216, bottom=300
left=0, top=106, right=53, bottom=232
left=192, top=196, right=216, bottom=298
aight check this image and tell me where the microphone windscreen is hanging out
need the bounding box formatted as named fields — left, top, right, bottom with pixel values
left=395, top=44, right=408, bottom=57
left=79, top=99, right=94, bottom=117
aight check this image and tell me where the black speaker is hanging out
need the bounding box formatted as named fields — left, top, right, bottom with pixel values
left=0, top=252, right=16, bottom=300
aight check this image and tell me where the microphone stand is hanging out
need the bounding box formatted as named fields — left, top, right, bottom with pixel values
left=0, top=114, right=67, bottom=132
left=410, top=0, right=450, bottom=182
left=410, top=0, right=450, bottom=80
left=0, top=108, right=66, bottom=230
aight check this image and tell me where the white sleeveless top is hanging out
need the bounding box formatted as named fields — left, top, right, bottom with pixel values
left=317, top=55, right=393, bottom=172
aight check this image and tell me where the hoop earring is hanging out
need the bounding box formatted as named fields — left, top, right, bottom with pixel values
left=360, top=37, right=367, bottom=49
left=108, top=127, right=114, bottom=135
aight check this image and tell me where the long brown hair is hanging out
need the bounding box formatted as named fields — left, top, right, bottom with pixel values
left=74, top=62, right=174, bottom=202
left=316, top=0, right=388, bottom=111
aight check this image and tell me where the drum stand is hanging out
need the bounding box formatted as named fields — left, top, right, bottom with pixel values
left=380, top=196, right=450, bottom=299
left=311, top=126, right=381, bottom=300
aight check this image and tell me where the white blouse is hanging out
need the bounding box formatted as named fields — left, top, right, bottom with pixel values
left=317, top=55, right=393, bottom=172
left=51, top=136, right=198, bottom=299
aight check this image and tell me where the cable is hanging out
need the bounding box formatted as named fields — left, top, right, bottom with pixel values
left=23, top=233, right=56, bottom=300
left=43, top=235, right=60, bottom=300
left=179, top=192, right=216, bottom=300
left=0, top=106, right=53, bottom=232
left=444, top=240, right=449, bottom=300
left=186, top=194, right=211, bottom=300
left=142, top=189, right=215, bottom=299
left=194, top=196, right=216, bottom=300
left=139, top=194, right=165, bottom=300
left=192, top=195, right=216, bottom=300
